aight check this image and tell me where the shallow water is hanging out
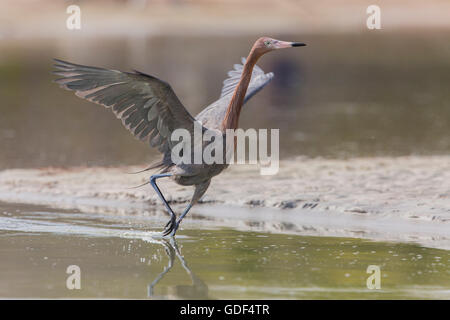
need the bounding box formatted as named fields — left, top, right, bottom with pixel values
left=0, top=202, right=449, bottom=299
left=1, top=31, right=450, bottom=170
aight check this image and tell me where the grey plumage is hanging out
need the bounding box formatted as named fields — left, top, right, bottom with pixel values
left=54, top=58, right=273, bottom=172
left=53, top=57, right=274, bottom=236
left=195, top=57, right=273, bottom=130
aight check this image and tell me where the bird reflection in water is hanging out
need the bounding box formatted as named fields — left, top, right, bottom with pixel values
left=147, top=237, right=209, bottom=299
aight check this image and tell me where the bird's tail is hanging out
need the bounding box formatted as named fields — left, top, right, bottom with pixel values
left=126, top=160, right=172, bottom=189
left=126, top=160, right=166, bottom=174
left=127, top=181, right=150, bottom=189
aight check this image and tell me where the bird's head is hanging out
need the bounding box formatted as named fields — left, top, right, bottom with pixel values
left=252, top=37, right=306, bottom=55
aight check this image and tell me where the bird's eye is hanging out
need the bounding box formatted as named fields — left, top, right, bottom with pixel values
left=264, top=40, right=271, bottom=47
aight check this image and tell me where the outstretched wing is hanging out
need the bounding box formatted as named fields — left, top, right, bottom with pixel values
left=53, top=59, right=197, bottom=155
left=195, top=57, right=274, bottom=129
left=220, top=57, right=274, bottom=101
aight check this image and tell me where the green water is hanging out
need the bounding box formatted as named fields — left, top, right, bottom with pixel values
left=0, top=202, right=448, bottom=299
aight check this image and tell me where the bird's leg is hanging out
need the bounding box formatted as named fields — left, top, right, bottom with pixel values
left=168, top=203, right=193, bottom=237
left=149, top=173, right=177, bottom=236
left=168, top=180, right=211, bottom=237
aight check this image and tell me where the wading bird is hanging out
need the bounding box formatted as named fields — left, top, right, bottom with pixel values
left=54, top=37, right=305, bottom=237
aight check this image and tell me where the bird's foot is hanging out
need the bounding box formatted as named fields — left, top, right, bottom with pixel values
left=161, top=215, right=177, bottom=237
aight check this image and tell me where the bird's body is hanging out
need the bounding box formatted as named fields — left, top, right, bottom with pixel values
left=135, top=56, right=275, bottom=182
left=54, top=37, right=305, bottom=236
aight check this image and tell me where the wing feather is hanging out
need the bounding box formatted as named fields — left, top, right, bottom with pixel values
left=53, top=59, right=200, bottom=158
left=196, top=58, right=274, bottom=129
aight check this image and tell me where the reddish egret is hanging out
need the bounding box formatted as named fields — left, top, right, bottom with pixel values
left=54, top=37, right=305, bottom=237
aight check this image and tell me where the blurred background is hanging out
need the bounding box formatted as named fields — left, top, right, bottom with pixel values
left=1, top=0, right=450, bottom=169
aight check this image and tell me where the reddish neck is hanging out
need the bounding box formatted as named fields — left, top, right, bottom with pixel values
left=221, top=47, right=262, bottom=131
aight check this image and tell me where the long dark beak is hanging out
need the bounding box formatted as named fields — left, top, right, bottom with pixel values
left=275, top=40, right=307, bottom=49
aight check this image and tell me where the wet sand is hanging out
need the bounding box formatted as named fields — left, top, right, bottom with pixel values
left=0, top=156, right=449, bottom=249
